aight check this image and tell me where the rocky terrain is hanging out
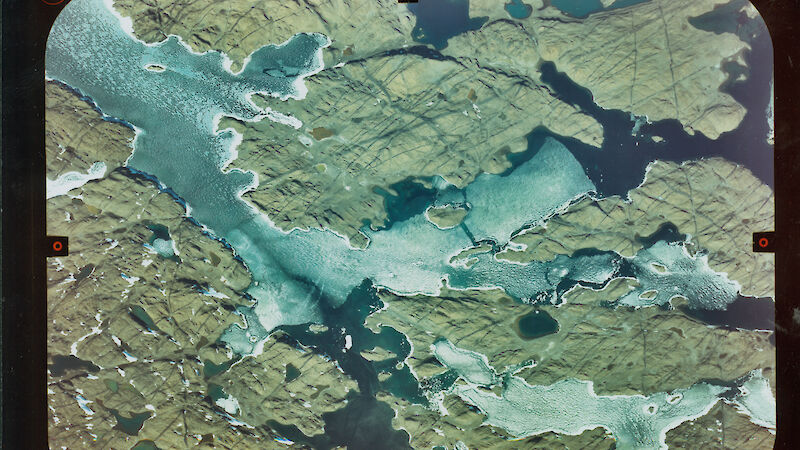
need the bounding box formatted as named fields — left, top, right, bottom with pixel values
left=113, top=0, right=417, bottom=73
left=46, top=82, right=135, bottom=177
left=46, top=0, right=774, bottom=447
left=221, top=48, right=602, bottom=246
left=365, top=281, right=773, bottom=448
left=665, top=401, right=774, bottom=449
left=206, top=332, right=357, bottom=438
left=425, top=204, right=468, bottom=229
left=108, top=0, right=760, bottom=245
left=379, top=390, right=616, bottom=450
left=370, top=283, right=774, bottom=397
left=113, top=0, right=608, bottom=245
left=464, top=0, right=757, bottom=139
left=501, top=158, right=774, bottom=298
left=46, top=82, right=357, bottom=449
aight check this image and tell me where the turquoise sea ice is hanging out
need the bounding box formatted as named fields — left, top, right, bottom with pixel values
left=727, top=369, right=776, bottom=431
left=47, top=1, right=775, bottom=444
left=462, top=137, right=596, bottom=246
left=49, top=0, right=616, bottom=349
left=455, top=375, right=726, bottom=449
left=448, top=250, right=621, bottom=303
left=618, top=240, right=741, bottom=309
left=433, top=339, right=773, bottom=449
left=47, top=0, right=756, bottom=355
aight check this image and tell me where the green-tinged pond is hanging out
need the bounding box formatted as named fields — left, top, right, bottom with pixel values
left=513, top=309, right=559, bottom=339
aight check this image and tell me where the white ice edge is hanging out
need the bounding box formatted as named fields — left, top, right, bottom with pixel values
left=439, top=341, right=770, bottom=449
left=60, top=0, right=333, bottom=255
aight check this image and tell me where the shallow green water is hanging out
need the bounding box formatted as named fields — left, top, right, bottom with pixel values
left=110, top=409, right=152, bottom=436
left=203, top=358, right=237, bottom=378
left=285, top=363, right=302, bottom=382
left=129, top=305, right=159, bottom=333
left=207, top=383, right=227, bottom=402
left=131, top=440, right=160, bottom=450
left=515, top=310, right=559, bottom=339
left=505, top=0, right=532, bottom=19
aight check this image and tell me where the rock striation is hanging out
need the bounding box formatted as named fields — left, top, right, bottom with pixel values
left=502, top=158, right=774, bottom=298
left=464, top=0, right=760, bottom=139
left=113, top=0, right=604, bottom=244
left=46, top=82, right=357, bottom=449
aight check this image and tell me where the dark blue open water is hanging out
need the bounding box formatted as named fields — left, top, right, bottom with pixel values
left=550, top=0, right=605, bottom=17
left=681, top=296, right=775, bottom=334
left=46, top=0, right=774, bottom=445
left=267, top=280, right=419, bottom=449
left=280, top=280, right=424, bottom=403
left=48, top=355, right=100, bottom=377
left=266, top=391, right=412, bottom=449
left=272, top=6, right=773, bottom=446
left=407, top=0, right=488, bottom=49
left=508, top=23, right=772, bottom=197
left=372, top=180, right=437, bottom=230
left=689, top=0, right=765, bottom=42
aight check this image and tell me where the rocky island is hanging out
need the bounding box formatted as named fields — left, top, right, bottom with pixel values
left=45, top=0, right=775, bottom=448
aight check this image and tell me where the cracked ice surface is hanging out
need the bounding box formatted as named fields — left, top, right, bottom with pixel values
left=432, top=341, right=772, bottom=450
left=618, top=241, right=740, bottom=310
left=449, top=250, right=621, bottom=304
left=726, top=369, right=776, bottom=432
left=455, top=375, right=726, bottom=449
left=462, top=137, right=596, bottom=245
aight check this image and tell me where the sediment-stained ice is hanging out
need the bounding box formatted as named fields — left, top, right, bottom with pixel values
left=462, top=138, right=596, bottom=245
left=618, top=241, right=740, bottom=309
